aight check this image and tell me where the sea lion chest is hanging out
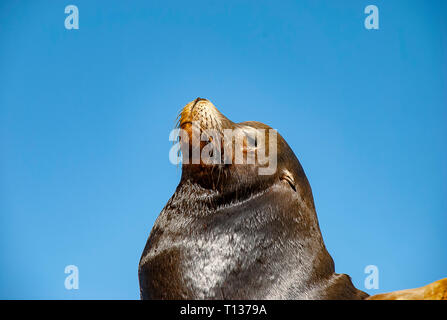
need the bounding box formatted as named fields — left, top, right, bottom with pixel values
left=138, top=183, right=313, bottom=299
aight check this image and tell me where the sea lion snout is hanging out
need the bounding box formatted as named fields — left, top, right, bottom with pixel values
left=178, top=98, right=229, bottom=132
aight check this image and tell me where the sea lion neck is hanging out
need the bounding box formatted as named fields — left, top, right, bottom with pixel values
left=179, top=163, right=276, bottom=202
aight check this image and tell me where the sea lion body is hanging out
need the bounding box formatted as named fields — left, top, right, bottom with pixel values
left=138, top=98, right=368, bottom=300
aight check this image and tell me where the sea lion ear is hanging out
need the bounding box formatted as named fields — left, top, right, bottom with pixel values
left=280, top=169, right=296, bottom=192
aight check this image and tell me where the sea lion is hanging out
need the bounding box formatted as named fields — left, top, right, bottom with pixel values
left=138, top=98, right=368, bottom=300
left=367, top=278, right=447, bottom=300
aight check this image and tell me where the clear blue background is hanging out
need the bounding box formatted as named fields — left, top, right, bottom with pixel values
left=1, top=0, right=446, bottom=299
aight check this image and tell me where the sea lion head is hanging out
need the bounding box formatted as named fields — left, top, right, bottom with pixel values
left=175, top=97, right=315, bottom=211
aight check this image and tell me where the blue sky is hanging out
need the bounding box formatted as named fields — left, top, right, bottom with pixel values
left=0, top=0, right=446, bottom=299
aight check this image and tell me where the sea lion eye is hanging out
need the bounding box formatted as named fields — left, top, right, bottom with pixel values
left=281, top=170, right=296, bottom=192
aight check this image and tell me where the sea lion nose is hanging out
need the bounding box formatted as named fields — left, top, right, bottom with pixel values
left=191, top=97, right=208, bottom=113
